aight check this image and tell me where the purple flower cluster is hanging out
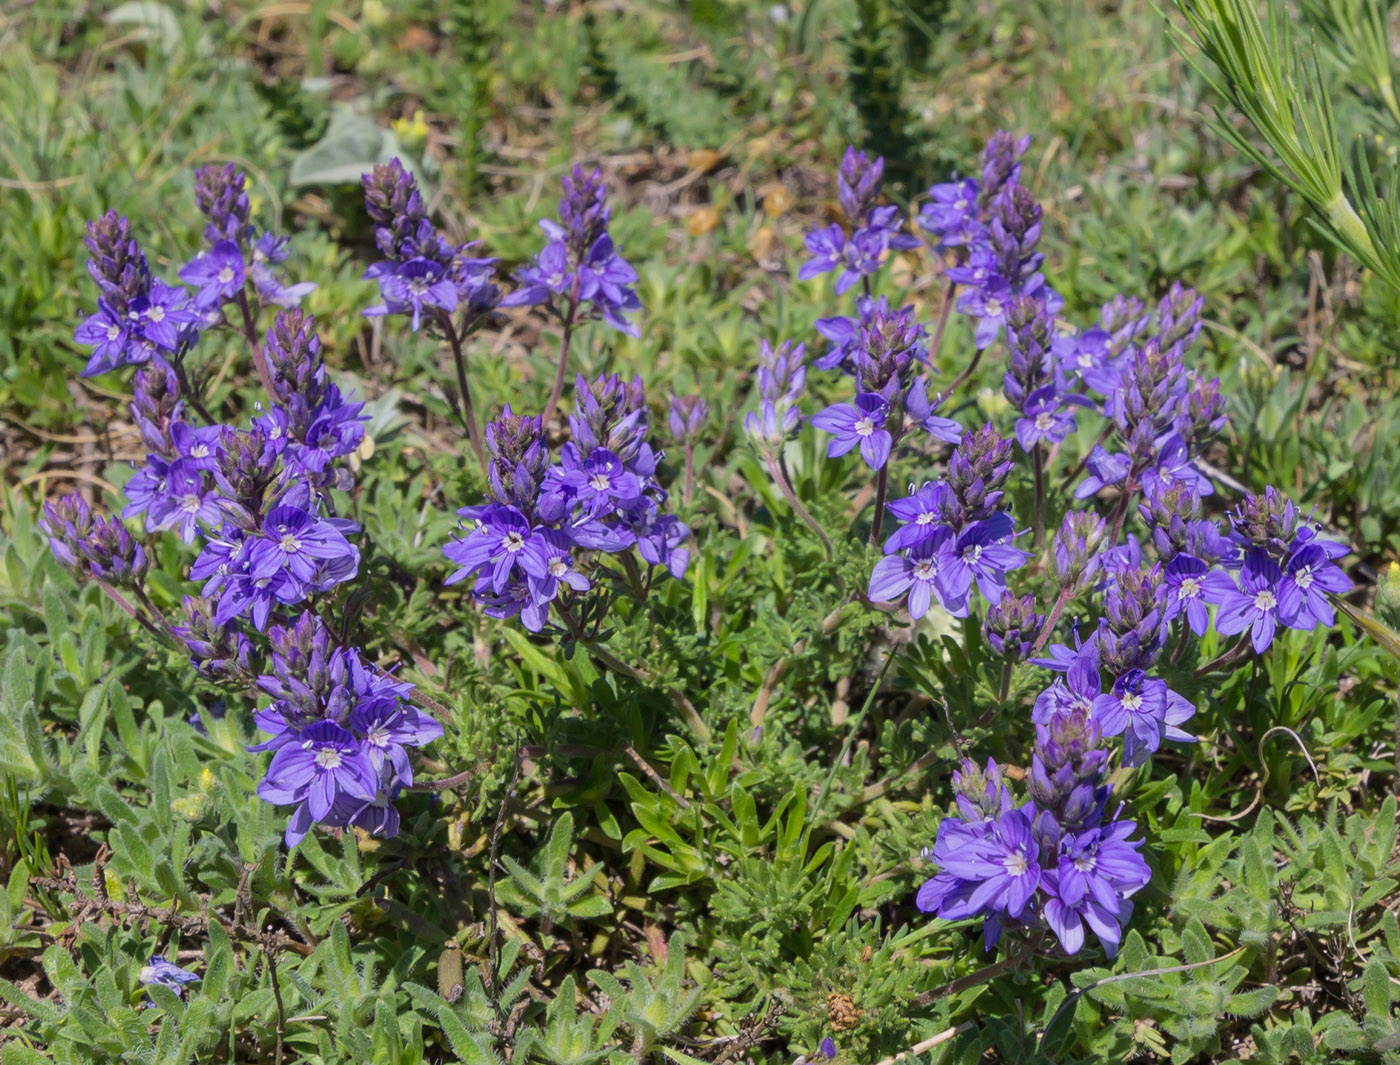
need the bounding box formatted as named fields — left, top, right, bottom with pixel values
left=75, top=211, right=200, bottom=377
left=501, top=164, right=641, bottom=336
left=743, top=339, right=808, bottom=450
left=443, top=374, right=688, bottom=631
left=923, top=132, right=1062, bottom=352
left=179, top=163, right=315, bottom=314
left=807, top=297, right=963, bottom=473
left=868, top=424, right=1026, bottom=618
left=1213, top=488, right=1351, bottom=652
left=115, top=311, right=366, bottom=636
left=251, top=612, right=442, bottom=847
left=361, top=159, right=500, bottom=331
left=798, top=148, right=920, bottom=295
left=918, top=712, right=1150, bottom=957
left=53, top=178, right=444, bottom=850
left=41, top=494, right=149, bottom=587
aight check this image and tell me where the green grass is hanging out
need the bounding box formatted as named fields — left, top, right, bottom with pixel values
left=1, top=1, right=1399, bottom=1063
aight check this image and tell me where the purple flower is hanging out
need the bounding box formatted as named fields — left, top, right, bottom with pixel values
left=179, top=240, right=246, bottom=309
left=798, top=224, right=845, bottom=282
left=349, top=699, right=444, bottom=787
left=443, top=504, right=540, bottom=593
left=903, top=377, right=963, bottom=444
left=170, top=421, right=222, bottom=471
left=1074, top=446, right=1131, bottom=499
left=75, top=301, right=135, bottom=376
left=247, top=504, right=359, bottom=586
left=957, top=276, right=1014, bottom=350
left=1215, top=549, right=1285, bottom=653
left=1041, top=821, right=1151, bottom=956
left=1141, top=434, right=1212, bottom=499
left=918, top=178, right=982, bottom=246
left=1279, top=543, right=1350, bottom=629
left=884, top=481, right=960, bottom=551
left=146, top=461, right=220, bottom=543
left=1014, top=386, right=1076, bottom=451
left=918, top=804, right=1041, bottom=937
left=1163, top=554, right=1236, bottom=636
left=514, top=530, right=590, bottom=630
left=636, top=513, right=691, bottom=579
left=941, top=516, right=1026, bottom=602
left=868, top=531, right=964, bottom=619
left=139, top=956, right=200, bottom=998
left=811, top=393, right=893, bottom=470
left=365, top=257, right=459, bottom=331
left=1091, top=669, right=1168, bottom=765
left=257, top=720, right=378, bottom=846
left=1032, top=669, right=1102, bottom=726
left=251, top=232, right=317, bottom=308
left=502, top=167, right=640, bottom=335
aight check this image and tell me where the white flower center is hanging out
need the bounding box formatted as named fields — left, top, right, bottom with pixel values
left=985, top=298, right=1002, bottom=317
left=549, top=558, right=569, bottom=577
left=191, top=444, right=209, bottom=459
left=1073, top=851, right=1097, bottom=873
left=314, top=746, right=343, bottom=770
left=181, top=494, right=201, bottom=513
left=964, top=544, right=983, bottom=564
left=106, top=323, right=122, bottom=341
left=1121, top=692, right=1143, bottom=712
left=1295, top=567, right=1314, bottom=590
left=916, top=511, right=935, bottom=525
left=854, top=417, right=876, bottom=437
left=279, top=532, right=300, bottom=553
left=1034, top=412, right=1054, bottom=431
left=589, top=473, right=611, bottom=491
left=217, top=267, right=236, bottom=284
left=367, top=727, right=389, bottom=748
left=504, top=531, right=526, bottom=552
left=914, top=558, right=937, bottom=579
left=1253, top=589, right=1278, bottom=611
left=1002, top=850, right=1029, bottom=877
left=148, top=306, right=165, bottom=323
left=1179, top=577, right=1201, bottom=598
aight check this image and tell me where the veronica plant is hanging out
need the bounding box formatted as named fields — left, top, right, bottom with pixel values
left=47, top=167, right=443, bottom=849
left=748, top=132, right=1356, bottom=959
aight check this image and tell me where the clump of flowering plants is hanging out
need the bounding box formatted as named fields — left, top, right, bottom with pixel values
left=20, top=127, right=1374, bottom=1065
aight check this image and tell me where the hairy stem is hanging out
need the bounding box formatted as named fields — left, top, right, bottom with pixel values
left=1193, top=635, right=1254, bottom=677
left=234, top=290, right=277, bottom=400
left=558, top=602, right=710, bottom=743
left=1032, top=443, right=1046, bottom=549
left=912, top=934, right=1040, bottom=1006
left=928, top=280, right=957, bottom=366
left=868, top=465, right=889, bottom=547
left=1029, top=587, right=1073, bottom=657
left=170, top=352, right=217, bottom=426
left=540, top=286, right=581, bottom=431
left=767, top=451, right=834, bottom=557
left=683, top=443, right=695, bottom=508
left=943, top=343, right=985, bottom=400
left=439, top=312, right=488, bottom=475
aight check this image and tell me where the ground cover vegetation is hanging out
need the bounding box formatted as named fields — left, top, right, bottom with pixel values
left=1, top=1, right=1400, bottom=1063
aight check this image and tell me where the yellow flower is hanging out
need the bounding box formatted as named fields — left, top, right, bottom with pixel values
left=392, top=110, right=430, bottom=152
